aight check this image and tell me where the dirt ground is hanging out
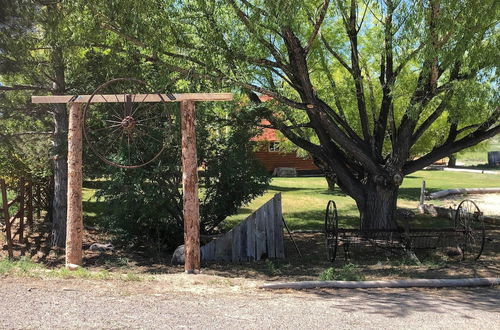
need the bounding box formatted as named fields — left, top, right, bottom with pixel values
left=1, top=215, right=499, bottom=328
left=440, top=193, right=500, bottom=217
left=0, top=276, right=498, bottom=329
left=2, top=217, right=500, bottom=281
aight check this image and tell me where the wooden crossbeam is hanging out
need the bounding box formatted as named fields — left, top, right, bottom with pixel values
left=32, top=93, right=233, bottom=104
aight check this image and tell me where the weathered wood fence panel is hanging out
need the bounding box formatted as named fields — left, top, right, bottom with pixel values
left=0, top=178, right=47, bottom=258
left=201, top=193, right=284, bottom=262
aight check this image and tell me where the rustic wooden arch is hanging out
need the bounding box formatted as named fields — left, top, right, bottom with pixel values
left=32, top=92, right=233, bottom=273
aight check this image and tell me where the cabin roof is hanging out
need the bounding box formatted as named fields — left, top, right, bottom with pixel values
left=250, top=95, right=280, bottom=142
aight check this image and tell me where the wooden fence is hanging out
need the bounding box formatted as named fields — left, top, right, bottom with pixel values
left=0, top=178, right=47, bottom=258
left=201, top=193, right=285, bottom=262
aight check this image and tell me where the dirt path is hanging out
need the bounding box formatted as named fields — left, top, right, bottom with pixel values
left=441, top=193, right=500, bottom=217
left=0, top=275, right=498, bottom=329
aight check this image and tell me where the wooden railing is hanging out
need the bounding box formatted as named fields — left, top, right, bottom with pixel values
left=0, top=178, right=47, bottom=258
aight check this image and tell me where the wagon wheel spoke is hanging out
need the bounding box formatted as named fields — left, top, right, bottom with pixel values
left=83, top=78, right=173, bottom=169
left=454, top=200, right=485, bottom=260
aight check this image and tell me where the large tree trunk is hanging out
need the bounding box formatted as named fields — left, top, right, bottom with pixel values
left=357, top=181, right=399, bottom=230
left=51, top=102, right=68, bottom=247
left=448, top=154, right=457, bottom=167
left=325, top=176, right=336, bottom=191
left=50, top=46, right=68, bottom=248
left=312, top=156, right=336, bottom=191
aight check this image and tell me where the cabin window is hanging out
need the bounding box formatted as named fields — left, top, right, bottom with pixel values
left=268, top=141, right=280, bottom=152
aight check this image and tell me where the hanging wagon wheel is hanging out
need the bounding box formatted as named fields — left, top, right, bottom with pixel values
left=325, top=200, right=339, bottom=262
left=83, top=78, right=175, bottom=169
left=454, top=199, right=485, bottom=260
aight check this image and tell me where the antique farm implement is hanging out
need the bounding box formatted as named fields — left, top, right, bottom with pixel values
left=325, top=200, right=486, bottom=262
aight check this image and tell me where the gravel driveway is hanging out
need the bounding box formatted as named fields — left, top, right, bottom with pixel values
left=0, top=275, right=498, bottom=329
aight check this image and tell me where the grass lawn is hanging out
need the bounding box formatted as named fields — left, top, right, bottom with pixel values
left=81, top=169, right=500, bottom=232
left=223, top=170, right=500, bottom=231
left=456, top=136, right=500, bottom=166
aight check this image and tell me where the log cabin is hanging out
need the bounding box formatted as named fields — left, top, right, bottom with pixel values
left=251, top=118, right=320, bottom=175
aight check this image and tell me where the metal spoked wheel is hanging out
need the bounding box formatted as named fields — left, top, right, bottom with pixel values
left=454, top=199, right=485, bottom=260
left=325, top=200, right=339, bottom=262
left=83, top=78, right=175, bottom=169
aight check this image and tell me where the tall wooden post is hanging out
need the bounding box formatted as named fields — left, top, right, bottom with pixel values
left=66, top=102, right=83, bottom=267
left=180, top=100, right=200, bottom=273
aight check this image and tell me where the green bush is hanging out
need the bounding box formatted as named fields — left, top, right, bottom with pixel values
left=319, top=264, right=365, bottom=281
left=92, top=107, right=270, bottom=252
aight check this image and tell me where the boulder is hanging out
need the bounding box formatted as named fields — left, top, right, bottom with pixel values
left=171, top=245, right=185, bottom=265
left=171, top=244, right=204, bottom=265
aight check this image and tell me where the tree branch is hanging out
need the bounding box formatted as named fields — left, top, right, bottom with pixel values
left=320, top=34, right=353, bottom=74
left=404, top=124, right=500, bottom=175
left=304, top=0, right=330, bottom=54
left=0, top=85, right=50, bottom=91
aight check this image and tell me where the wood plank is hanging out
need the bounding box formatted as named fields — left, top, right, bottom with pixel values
left=273, top=193, right=285, bottom=258
left=232, top=226, right=242, bottom=263
left=215, top=230, right=232, bottom=262
left=240, top=221, right=247, bottom=261
left=246, top=212, right=256, bottom=260
left=66, top=103, right=84, bottom=267
left=181, top=100, right=201, bottom=273
left=201, top=241, right=215, bottom=262
left=265, top=199, right=276, bottom=258
left=255, top=207, right=267, bottom=260
left=32, top=93, right=233, bottom=104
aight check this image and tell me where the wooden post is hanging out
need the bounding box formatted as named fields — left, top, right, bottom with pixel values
left=180, top=100, right=200, bottom=273
left=1, top=179, right=13, bottom=259
left=66, top=103, right=84, bottom=267
left=27, top=179, right=33, bottom=228
left=18, top=178, right=25, bottom=238
left=35, top=184, right=41, bottom=219
left=420, top=180, right=426, bottom=205
left=19, top=177, right=25, bottom=255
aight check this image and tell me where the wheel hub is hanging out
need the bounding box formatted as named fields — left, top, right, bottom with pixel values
left=121, top=116, right=136, bottom=131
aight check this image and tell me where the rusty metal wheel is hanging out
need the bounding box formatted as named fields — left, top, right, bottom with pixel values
left=83, top=78, right=175, bottom=169
left=454, top=199, right=485, bottom=260
left=325, top=200, right=338, bottom=262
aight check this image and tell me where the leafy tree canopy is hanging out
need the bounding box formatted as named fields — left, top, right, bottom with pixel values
left=75, top=0, right=499, bottom=229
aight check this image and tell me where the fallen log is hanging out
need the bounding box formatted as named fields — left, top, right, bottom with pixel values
left=260, top=277, right=500, bottom=290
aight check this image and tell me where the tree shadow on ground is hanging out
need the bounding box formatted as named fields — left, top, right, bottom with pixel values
left=305, top=286, right=500, bottom=318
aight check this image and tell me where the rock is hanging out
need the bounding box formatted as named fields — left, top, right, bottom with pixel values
left=171, top=244, right=204, bottom=265
left=66, top=263, right=80, bottom=271
left=446, top=247, right=462, bottom=257
left=171, top=245, right=185, bottom=265
left=89, top=243, right=114, bottom=252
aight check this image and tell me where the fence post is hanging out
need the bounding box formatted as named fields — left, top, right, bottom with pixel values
left=1, top=179, right=14, bottom=259
left=27, top=179, right=33, bottom=229
left=35, top=184, right=41, bottom=219
left=19, top=177, right=25, bottom=255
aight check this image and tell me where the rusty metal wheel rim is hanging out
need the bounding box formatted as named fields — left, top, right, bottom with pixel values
left=454, top=199, right=485, bottom=260
left=83, top=78, right=174, bottom=169
left=325, top=200, right=338, bottom=262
